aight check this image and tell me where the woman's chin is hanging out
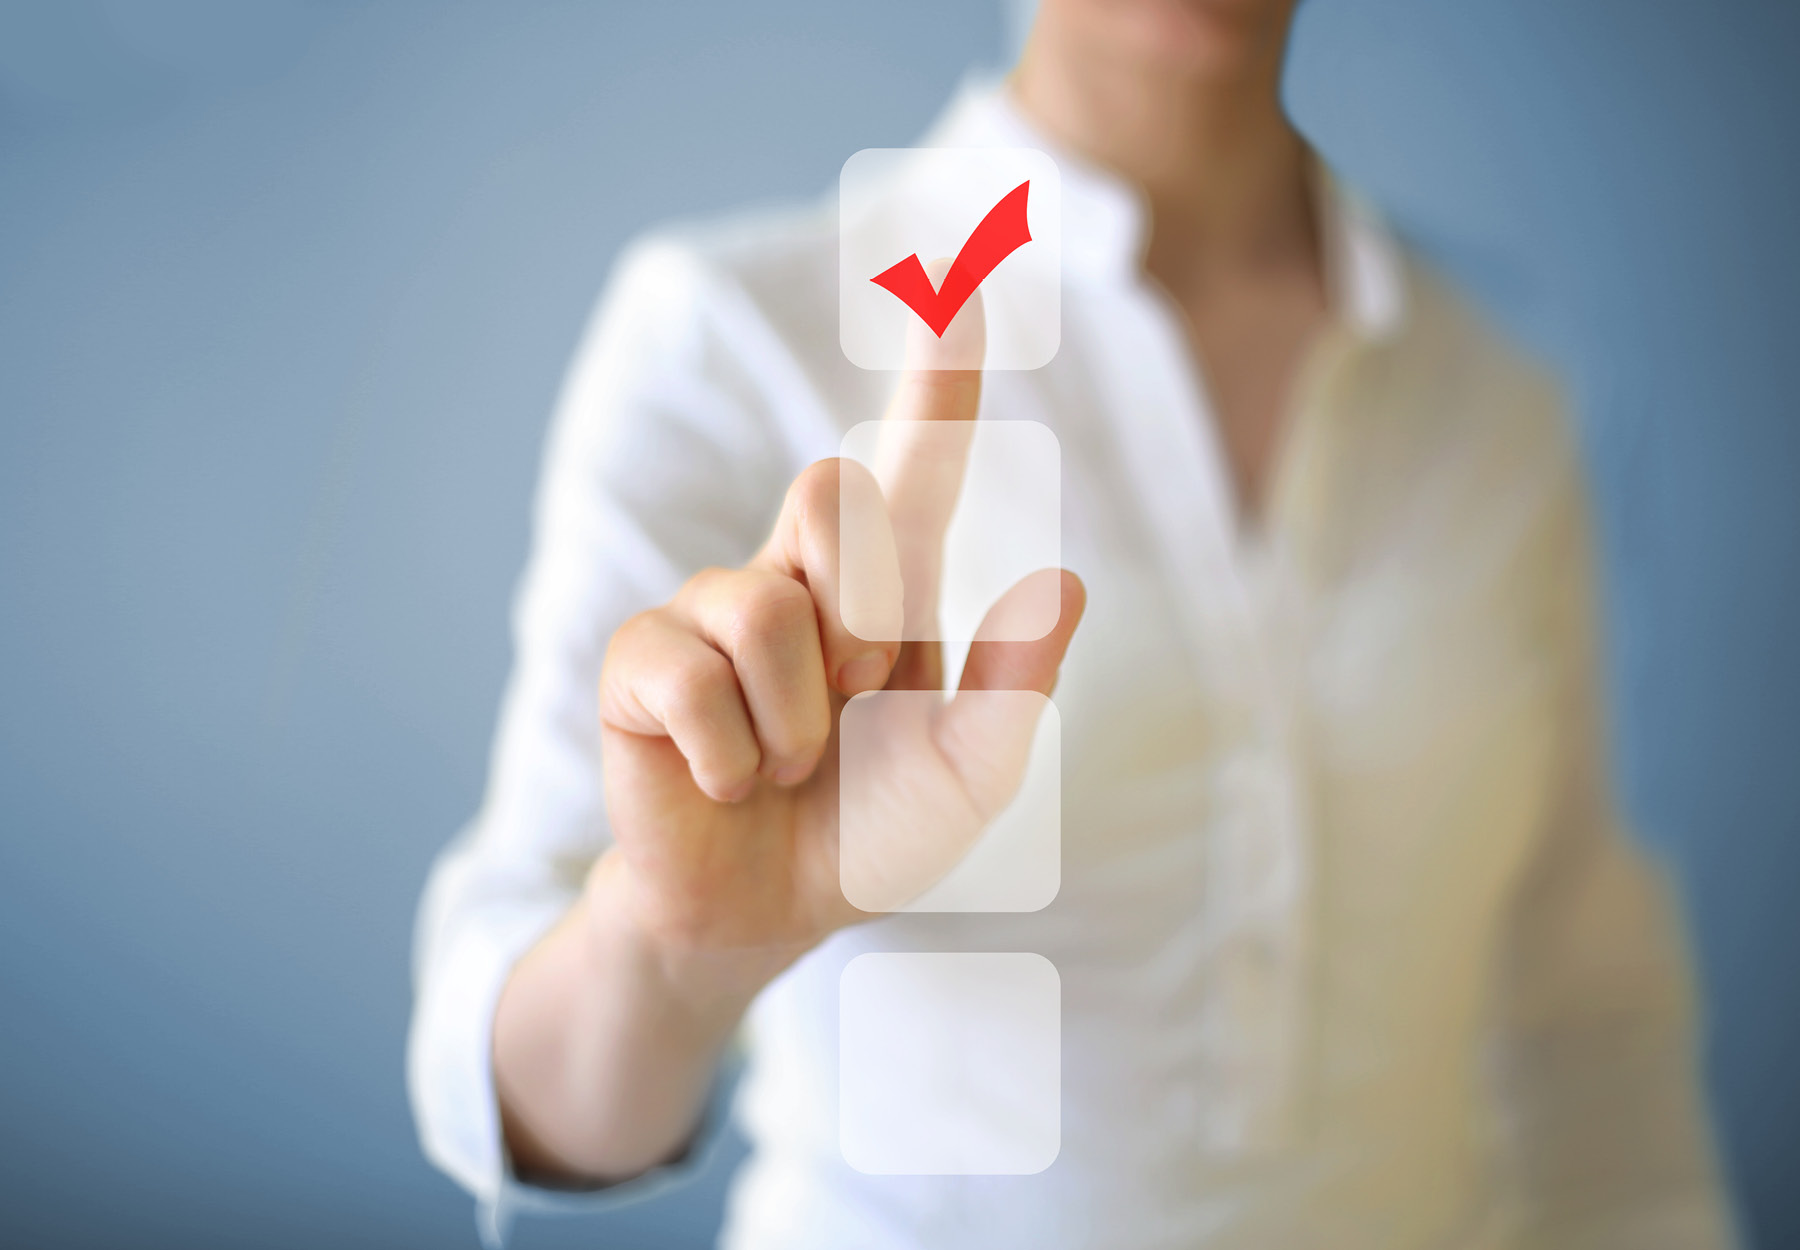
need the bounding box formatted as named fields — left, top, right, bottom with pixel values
left=1070, top=0, right=1293, bottom=77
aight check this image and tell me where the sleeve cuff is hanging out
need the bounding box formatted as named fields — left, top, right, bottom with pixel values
left=478, top=1058, right=740, bottom=1248
left=408, top=878, right=738, bottom=1250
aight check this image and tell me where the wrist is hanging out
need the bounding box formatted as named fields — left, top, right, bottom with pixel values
left=579, top=850, right=804, bottom=1027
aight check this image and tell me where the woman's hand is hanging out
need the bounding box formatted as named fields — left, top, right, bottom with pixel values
left=593, top=345, right=1083, bottom=960
left=494, top=294, right=1083, bottom=1184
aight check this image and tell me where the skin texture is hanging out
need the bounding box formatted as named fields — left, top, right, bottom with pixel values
left=493, top=0, right=1325, bottom=1184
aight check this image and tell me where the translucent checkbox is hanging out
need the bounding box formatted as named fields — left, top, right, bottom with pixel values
left=838, top=689, right=1060, bottom=914
left=838, top=419, right=1061, bottom=644
left=840, top=147, right=1061, bottom=372
left=840, top=952, right=1061, bottom=1175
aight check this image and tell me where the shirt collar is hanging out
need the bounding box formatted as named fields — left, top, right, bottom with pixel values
left=920, top=75, right=1408, bottom=343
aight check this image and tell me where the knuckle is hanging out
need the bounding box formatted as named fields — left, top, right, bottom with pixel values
left=730, top=573, right=815, bottom=645
left=602, top=609, right=669, bottom=683
left=682, top=565, right=733, bottom=603
left=787, top=459, right=843, bottom=528
left=609, top=606, right=661, bottom=650
left=791, top=456, right=842, bottom=501
left=664, top=646, right=734, bottom=710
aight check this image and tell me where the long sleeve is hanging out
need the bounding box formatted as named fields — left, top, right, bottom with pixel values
left=405, top=232, right=837, bottom=1244
left=1487, top=478, right=1735, bottom=1250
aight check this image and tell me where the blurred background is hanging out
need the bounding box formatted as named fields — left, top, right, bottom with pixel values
left=1, top=1, right=1796, bottom=1247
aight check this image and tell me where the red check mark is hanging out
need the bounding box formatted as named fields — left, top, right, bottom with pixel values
left=870, top=180, right=1032, bottom=338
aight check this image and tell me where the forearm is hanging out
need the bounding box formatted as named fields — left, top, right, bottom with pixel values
left=491, top=851, right=794, bottom=1184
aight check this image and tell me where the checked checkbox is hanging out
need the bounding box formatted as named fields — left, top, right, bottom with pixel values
left=839, top=147, right=1061, bottom=371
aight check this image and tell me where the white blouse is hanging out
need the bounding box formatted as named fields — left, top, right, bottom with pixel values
left=408, top=82, right=1731, bottom=1250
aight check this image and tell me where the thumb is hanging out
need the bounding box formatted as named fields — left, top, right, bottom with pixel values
left=932, top=569, right=1085, bottom=817
left=957, top=568, right=1084, bottom=696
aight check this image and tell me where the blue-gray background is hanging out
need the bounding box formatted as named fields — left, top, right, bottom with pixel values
left=2, top=1, right=1795, bottom=1247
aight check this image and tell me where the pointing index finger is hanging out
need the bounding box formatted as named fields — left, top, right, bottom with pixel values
left=871, top=260, right=984, bottom=643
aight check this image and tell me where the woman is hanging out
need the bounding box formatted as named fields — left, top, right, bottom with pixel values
left=409, top=1, right=1732, bottom=1245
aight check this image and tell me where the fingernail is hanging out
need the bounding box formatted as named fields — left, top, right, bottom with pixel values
left=838, top=651, right=889, bottom=693
left=718, top=777, right=756, bottom=803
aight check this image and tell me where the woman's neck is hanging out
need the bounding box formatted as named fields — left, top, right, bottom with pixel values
left=1010, top=13, right=1316, bottom=286
left=1009, top=4, right=1328, bottom=523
